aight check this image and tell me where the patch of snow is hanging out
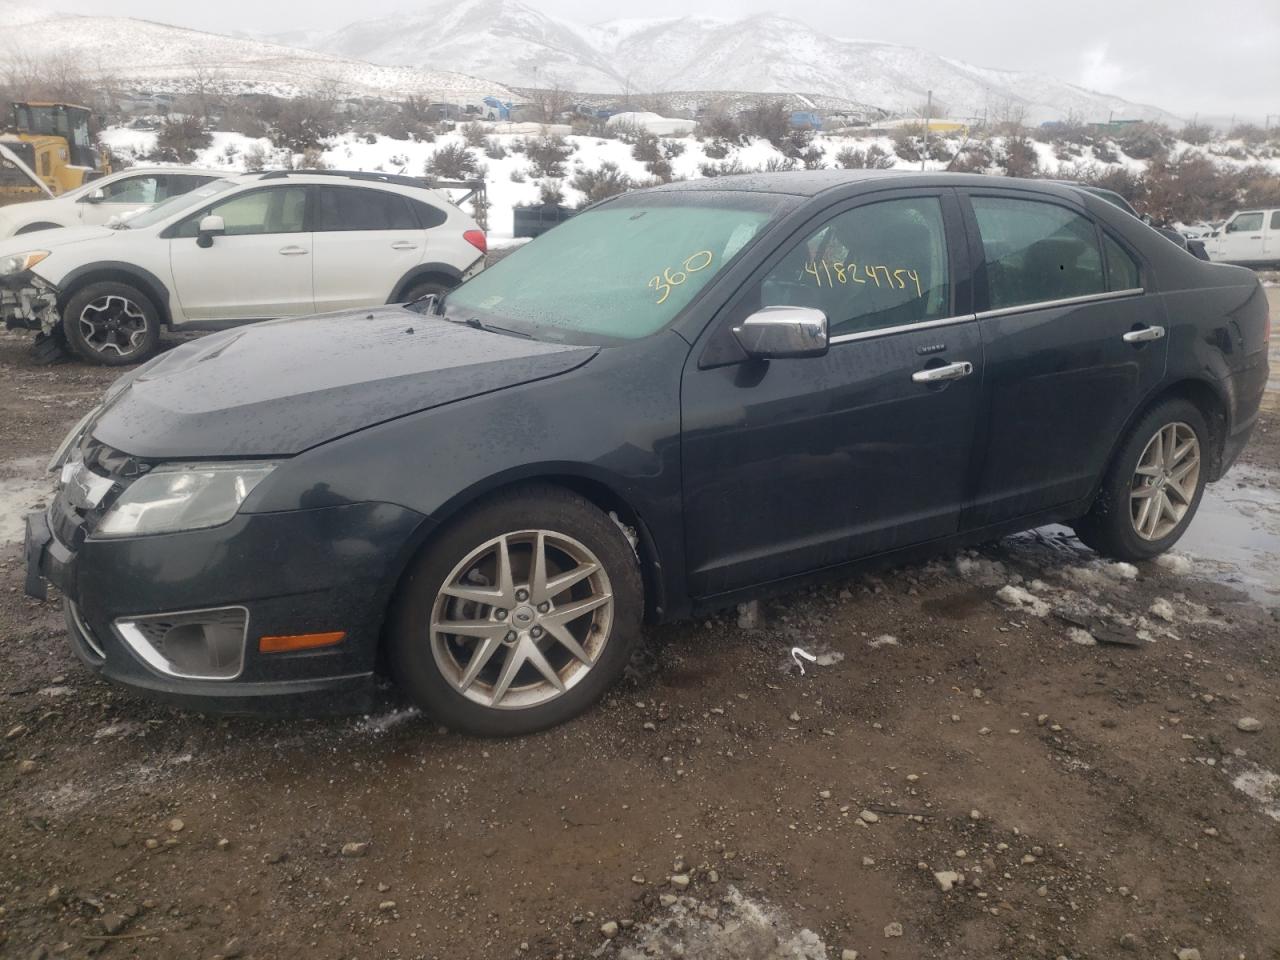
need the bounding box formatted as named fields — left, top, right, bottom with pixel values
left=1155, top=552, right=1195, bottom=576
left=0, top=457, right=52, bottom=544
left=1231, top=763, right=1280, bottom=822
left=353, top=707, right=421, bottom=734
left=618, top=887, right=831, bottom=960
left=995, top=584, right=1050, bottom=618
left=1067, top=627, right=1097, bottom=646
left=867, top=635, right=900, bottom=649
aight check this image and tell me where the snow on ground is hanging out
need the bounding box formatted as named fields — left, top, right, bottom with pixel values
left=100, top=125, right=1280, bottom=242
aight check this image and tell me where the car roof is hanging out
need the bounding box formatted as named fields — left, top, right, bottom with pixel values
left=647, top=169, right=1091, bottom=204
left=106, top=166, right=228, bottom=178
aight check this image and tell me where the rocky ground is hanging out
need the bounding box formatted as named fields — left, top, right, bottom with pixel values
left=0, top=287, right=1276, bottom=960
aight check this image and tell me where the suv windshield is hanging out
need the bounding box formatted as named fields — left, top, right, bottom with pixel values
left=445, top=192, right=792, bottom=343
left=121, top=178, right=236, bottom=229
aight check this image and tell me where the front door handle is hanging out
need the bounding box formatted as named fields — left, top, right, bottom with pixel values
left=1122, top=325, right=1165, bottom=344
left=279, top=245, right=308, bottom=256
left=390, top=241, right=419, bottom=250
left=912, top=361, right=973, bottom=384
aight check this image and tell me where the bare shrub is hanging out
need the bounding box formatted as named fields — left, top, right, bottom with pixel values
left=1228, top=123, right=1268, bottom=146
left=763, top=156, right=797, bottom=172
left=1180, top=122, right=1213, bottom=145
left=835, top=144, right=895, bottom=169
left=997, top=136, right=1039, bottom=178
left=460, top=122, right=487, bottom=147
left=538, top=179, right=565, bottom=205
left=483, top=137, right=507, bottom=159
left=425, top=142, right=479, bottom=179
left=243, top=142, right=268, bottom=172
left=151, top=114, right=211, bottom=163
left=1114, top=122, right=1173, bottom=160
left=571, top=161, right=634, bottom=205
left=740, top=99, right=791, bottom=149
left=526, top=134, right=573, bottom=178
left=264, top=93, right=338, bottom=152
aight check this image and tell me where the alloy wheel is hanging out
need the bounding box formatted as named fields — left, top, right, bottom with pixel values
left=429, top=529, right=614, bottom=710
left=78, top=295, right=149, bottom=357
left=1129, top=422, right=1200, bottom=541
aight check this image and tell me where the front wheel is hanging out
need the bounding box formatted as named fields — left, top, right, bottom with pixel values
left=61, top=281, right=160, bottom=366
left=388, top=486, right=643, bottom=736
left=1073, top=398, right=1209, bottom=561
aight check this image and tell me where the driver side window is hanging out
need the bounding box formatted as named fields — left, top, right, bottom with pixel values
left=99, top=176, right=159, bottom=204
left=758, top=197, right=951, bottom=338
left=171, top=186, right=308, bottom=239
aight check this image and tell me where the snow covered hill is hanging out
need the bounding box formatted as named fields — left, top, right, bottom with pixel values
left=0, top=1, right=512, bottom=101
left=311, top=0, right=1179, bottom=124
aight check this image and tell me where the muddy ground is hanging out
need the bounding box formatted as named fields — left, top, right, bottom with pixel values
left=0, top=286, right=1277, bottom=960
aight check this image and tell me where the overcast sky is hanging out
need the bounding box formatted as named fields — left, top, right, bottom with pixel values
left=52, top=0, right=1280, bottom=119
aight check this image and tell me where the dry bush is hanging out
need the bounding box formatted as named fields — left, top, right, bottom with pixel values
left=835, top=144, right=896, bottom=169
left=1228, top=123, right=1268, bottom=146
left=262, top=93, right=338, bottom=152
left=570, top=161, right=634, bottom=205
left=483, top=137, right=507, bottom=159
left=740, top=99, right=791, bottom=149
left=243, top=143, right=269, bottom=172
left=537, top=179, right=565, bottom=205
left=1180, top=122, right=1213, bottom=145
left=460, top=122, right=487, bottom=147
left=1114, top=122, right=1173, bottom=160
left=151, top=114, right=211, bottom=163
left=425, top=142, right=479, bottom=179
left=997, top=136, right=1039, bottom=178
left=526, top=134, right=573, bottom=178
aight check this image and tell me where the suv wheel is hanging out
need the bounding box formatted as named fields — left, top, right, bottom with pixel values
left=389, top=486, right=643, bottom=736
left=1073, top=398, right=1209, bottom=561
left=401, top=279, right=454, bottom=304
left=62, top=281, right=160, bottom=366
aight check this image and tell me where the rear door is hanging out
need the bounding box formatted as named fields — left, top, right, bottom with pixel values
left=959, top=189, right=1168, bottom=527
left=681, top=189, right=984, bottom=597
left=311, top=185, right=428, bottom=312
left=1265, top=210, right=1280, bottom=260
left=167, top=185, right=314, bottom=322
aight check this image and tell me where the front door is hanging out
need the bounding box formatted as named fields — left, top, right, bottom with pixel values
left=961, top=191, right=1169, bottom=526
left=167, top=185, right=314, bottom=322
left=1215, top=210, right=1266, bottom=264
left=681, top=191, right=983, bottom=597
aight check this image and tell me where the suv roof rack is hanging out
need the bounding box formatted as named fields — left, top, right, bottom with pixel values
left=258, top=169, right=428, bottom=189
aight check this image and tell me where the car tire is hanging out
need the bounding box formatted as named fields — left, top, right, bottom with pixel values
left=61, top=281, right=161, bottom=366
left=388, top=485, right=644, bottom=736
left=400, top=279, right=454, bottom=305
left=1072, top=398, right=1210, bottom=562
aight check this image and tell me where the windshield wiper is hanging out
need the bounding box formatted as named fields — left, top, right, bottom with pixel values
left=461, top=316, right=532, bottom=339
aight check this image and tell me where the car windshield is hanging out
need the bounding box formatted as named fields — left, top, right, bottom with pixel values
left=119, top=178, right=237, bottom=229
left=444, top=192, right=791, bottom=343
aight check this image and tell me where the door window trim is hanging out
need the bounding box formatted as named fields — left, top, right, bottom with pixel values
left=973, top=285, right=1144, bottom=321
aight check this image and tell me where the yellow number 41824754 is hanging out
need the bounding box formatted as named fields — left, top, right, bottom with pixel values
left=804, top=260, right=922, bottom=298
left=648, top=250, right=714, bottom=305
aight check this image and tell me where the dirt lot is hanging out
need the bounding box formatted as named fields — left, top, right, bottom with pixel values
left=0, top=288, right=1277, bottom=960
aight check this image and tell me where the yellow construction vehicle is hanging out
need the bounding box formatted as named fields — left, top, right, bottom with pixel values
left=0, top=102, right=110, bottom=205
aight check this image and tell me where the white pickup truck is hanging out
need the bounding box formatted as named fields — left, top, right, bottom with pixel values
left=1203, top=208, right=1280, bottom=267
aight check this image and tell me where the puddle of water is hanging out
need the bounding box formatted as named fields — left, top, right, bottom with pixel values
left=1178, top=465, right=1280, bottom=604
left=0, top=457, right=52, bottom=544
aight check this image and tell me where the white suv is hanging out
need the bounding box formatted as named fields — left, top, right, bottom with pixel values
left=0, top=170, right=486, bottom=364
left=0, top=167, right=227, bottom=239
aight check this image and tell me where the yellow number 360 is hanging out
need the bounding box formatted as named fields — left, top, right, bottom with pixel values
left=649, top=251, right=715, bottom=305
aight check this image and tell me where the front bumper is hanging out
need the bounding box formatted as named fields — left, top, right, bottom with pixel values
left=1, top=272, right=59, bottom=334
left=25, top=498, right=431, bottom=715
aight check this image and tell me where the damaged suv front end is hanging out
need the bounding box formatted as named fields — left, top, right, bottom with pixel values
left=0, top=248, right=60, bottom=336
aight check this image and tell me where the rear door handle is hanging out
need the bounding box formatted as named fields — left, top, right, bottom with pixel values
left=390, top=241, right=419, bottom=250
left=1122, top=325, right=1165, bottom=343
left=279, top=245, right=308, bottom=256
left=912, top=361, right=973, bottom=383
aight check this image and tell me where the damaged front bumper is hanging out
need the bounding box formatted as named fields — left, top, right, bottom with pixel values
left=1, top=273, right=60, bottom=335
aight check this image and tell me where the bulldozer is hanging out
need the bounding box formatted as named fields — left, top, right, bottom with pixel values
left=0, top=102, right=110, bottom=206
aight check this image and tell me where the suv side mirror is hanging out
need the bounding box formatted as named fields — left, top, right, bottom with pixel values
left=732, top=306, right=829, bottom=360
left=196, top=214, right=225, bottom=248
left=83, top=188, right=105, bottom=203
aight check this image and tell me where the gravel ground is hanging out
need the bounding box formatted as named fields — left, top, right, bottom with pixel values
left=0, top=287, right=1276, bottom=960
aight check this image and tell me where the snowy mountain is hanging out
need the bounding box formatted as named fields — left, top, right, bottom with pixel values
left=0, top=1, right=512, bottom=101
left=312, top=0, right=1179, bottom=124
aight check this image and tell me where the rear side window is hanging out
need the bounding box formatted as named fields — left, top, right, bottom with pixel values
left=1271, top=211, right=1280, bottom=230
left=757, top=196, right=951, bottom=337
left=317, top=186, right=418, bottom=231
left=1102, top=233, right=1141, bottom=291
left=411, top=198, right=448, bottom=229
left=972, top=197, right=1105, bottom=310
left=1227, top=212, right=1263, bottom=233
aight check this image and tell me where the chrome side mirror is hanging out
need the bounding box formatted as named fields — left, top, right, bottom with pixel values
left=196, top=214, right=225, bottom=248
left=732, top=306, right=829, bottom=360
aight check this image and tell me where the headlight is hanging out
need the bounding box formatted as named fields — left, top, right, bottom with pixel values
left=48, top=405, right=102, bottom=473
left=0, top=250, right=50, bottom=277
left=97, top=462, right=278, bottom=538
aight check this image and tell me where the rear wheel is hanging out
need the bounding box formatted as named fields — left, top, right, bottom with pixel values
left=1073, top=398, right=1209, bottom=561
left=388, top=486, right=643, bottom=736
left=61, top=281, right=160, bottom=366
left=400, top=279, right=454, bottom=305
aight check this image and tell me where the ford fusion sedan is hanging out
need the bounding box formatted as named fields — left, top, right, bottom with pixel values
left=0, top=170, right=486, bottom=364
left=25, top=170, right=1270, bottom=736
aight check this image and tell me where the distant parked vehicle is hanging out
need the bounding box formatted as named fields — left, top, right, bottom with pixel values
left=0, top=170, right=486, bottom=364
left=1203, top=209, right=1280, bottom=266
left=790, top=111, right=823, bottom=130
left=0, top=167, right=225, bottom=239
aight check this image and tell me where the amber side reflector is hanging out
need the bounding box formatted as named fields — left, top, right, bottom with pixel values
left=259, top=631, right=346, bottom=654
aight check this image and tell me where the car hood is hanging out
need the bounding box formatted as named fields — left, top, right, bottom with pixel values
left=0, top=225, right=115, bottom=257
left=90, top=305, right=599, bottom=458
